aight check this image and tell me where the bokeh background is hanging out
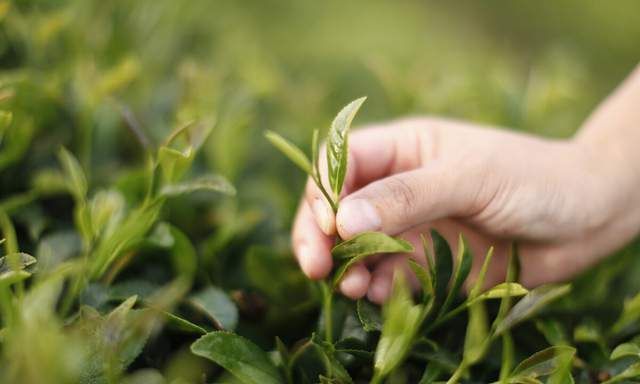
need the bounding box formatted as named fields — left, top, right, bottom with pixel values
left=1, top=0, right=640, bottom=381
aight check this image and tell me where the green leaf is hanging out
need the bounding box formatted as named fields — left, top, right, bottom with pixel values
left=326, top=97, right=366, bottom=199
left=602, top=362, right=640, bottom=384
left=0, top=110, right=12, bottom=144
left=431, top=230, right=453, bottom=306
left=469, top=246, right=494, bottom=299
left=265, top=131, right=312, bottom=175
left=408, top=259, right=433, bottom=302
left=160, top=174, right=236, bottom=197
left=189, top=286, right=238, bottom=331
left=373, top=274, right=424, bottom=381
left=312, top=336, right=354, bottom=383
left=463, top=298, right=489, bottom=366
left=509, top=346, right=576, bottom=381
left=535, top=319, right=569, bottom=346
left=611, top=291, right=640, bottom=335
left=466, top=283, right=528, bottom=306
left=0, top=252, right=36, bottom=276
left=164, top=311, right=207, bottom=335
left=190, top=332, right=284, bottom=384
left=311, top=128, right=320, bottom=178
left=495, top=284, right=571, bottom=336
left=439, top=234, right=472, bottom=317
left=332, top=232, right=413, bottom=260
left=58, top=147, right=88, bottom=200
left=611, top=342, right=640, bottom=360
left=157, top=145, right=193, bottom=184
left=331, top=232, right=413, bottom=287
left=356, top=299, right=382, bottom=332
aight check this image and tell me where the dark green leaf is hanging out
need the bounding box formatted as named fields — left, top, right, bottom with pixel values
left=189, top=286, right=238, bottom=331
left=495, top=285, right=571, bottom=336
left=326, top=97, right=366, bottom=199
left=439, top=234, right=472, bottom=317
left=431, top=230, right=453, bottom=306
left=265, top=131, right=312, bottom=175
left=191, top=332, right=284, bottom=384
left=356, top=299, right=382, bottom=332
left=164, top=311, right=207, bottom=334
left=509, top=346, right=576, bottom=381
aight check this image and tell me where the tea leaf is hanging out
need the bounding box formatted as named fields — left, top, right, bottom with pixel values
left=356, top=299, right=382, bottom=332
left=469, top=246, right=494, bottom=299
left=535, top=319, right=569, bottom=346
left=463, top=299, right=489, bottom=365
left=157, top=146, right=193, bottom=184
left=189, top=286, right=239, bottom=331
left=602, top=363, right=640, bottom=384
left=611, top=291, right=640, bottom=335
left=160, top=174, right=236, bottom=197
left=611, top=342, right=640, bottom=360
left=495, top=285, right=571, bottom=336
left=373, top=274, right=424, bottom=381
left=438, top=234, right=472, bottom=317
left=327, top=97, right=366, bottom=199
left=331, top=232, right=413, bottom=287
left=466, top=283, right=528, bottom=306
left=431, top=230, right=453, bottom=307
left=408, top=259, right=433, bottom=301
left=331, top=232, right=413, bottom=260
left=265, top=131, right=312, bottom=175
left=58, top=147, right=87, bottom=199
left=164, top=311, right=207, bottom=335
left=191, top=332, right=284, bottom=384
left=0, top=252, right=36, bottom=275
left=509, top=346, right=576, bottom=381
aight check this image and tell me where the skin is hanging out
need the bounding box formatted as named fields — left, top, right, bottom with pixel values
left=292, top=64, right=640, bottom=304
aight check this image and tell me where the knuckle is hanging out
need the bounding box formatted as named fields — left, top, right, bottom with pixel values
left=382, top=177, right=418, bottom=214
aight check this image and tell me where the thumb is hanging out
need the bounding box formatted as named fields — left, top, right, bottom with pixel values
left=335, top=159, right=495, bottom=239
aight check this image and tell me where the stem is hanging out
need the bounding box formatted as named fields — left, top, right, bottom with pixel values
left=313, top=175, right=337, bottom=214
left=446, top=362, right=467, bottom=384
left=321, top=281, right=333, bottom=343
left=370, top=372, right=383, bottom=384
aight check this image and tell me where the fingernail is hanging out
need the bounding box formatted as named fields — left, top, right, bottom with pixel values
left=312, top=198, right=333, bottom=235
left=338, top=199, right=381, bottom=237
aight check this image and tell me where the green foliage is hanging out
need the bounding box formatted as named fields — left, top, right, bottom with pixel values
left=0, top=1, right=639, bottom=383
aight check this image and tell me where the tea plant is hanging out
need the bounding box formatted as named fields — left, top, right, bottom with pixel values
left=261, top=98, right=576, bottom=383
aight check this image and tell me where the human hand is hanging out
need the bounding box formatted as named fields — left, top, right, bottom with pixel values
left=291, top=116, right=640, bottom=304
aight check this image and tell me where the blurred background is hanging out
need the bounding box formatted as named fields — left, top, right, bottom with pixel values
left=1, top=0, right=640, bottom=379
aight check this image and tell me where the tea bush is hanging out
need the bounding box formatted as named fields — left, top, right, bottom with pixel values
left=1, top=1, right=640, bottom=383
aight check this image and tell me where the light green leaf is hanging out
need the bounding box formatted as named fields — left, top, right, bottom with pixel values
left=373, top=275, right=424, bottom=381
left=265, top=131, right=312, bottom=175
left=58, top=147, right=88, bottom=200
left=189, top=286, right=239, bottom=331
left=467, top=283, right=528, bottom=306
left=612, top=291, right=640, bottom=335
left=469, top=246, right=494, bottom=299
left=160, top=174, right=236, bottom=197
left=535, top=319, right=569, bottom=346
left=408, top=259, right=433, bottom=301
left=356, top=299, right=382, bottom=332
left=509, top=346, right=576, bottom=381
left=158, top=145, right=193, bottom=184
left=495, top=285, right=571, bottom=336
left=611, top=342, right=640, bottom=360
left=331, top=232, right=413, bottom=287
left=191, top=332, right=284, bottom=384
left=463, top=298, right=489, bottom=366
left=327, top=97, right=366, bottom=199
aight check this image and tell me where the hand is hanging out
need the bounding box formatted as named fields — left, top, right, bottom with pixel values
left=291, top=117, right=640, bottom=304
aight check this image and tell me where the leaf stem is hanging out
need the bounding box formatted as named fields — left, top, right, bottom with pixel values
left=313, top=175, right=337, bottom=214
left=320, top=281, right=333, bottom=344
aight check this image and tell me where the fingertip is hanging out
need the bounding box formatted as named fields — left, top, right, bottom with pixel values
left=311, top=198, right=336, bottom=235
left=297, top=243, right=333, bottom=280
left=339, top=263, right=371, bottom=299
left=336, top=198, right=381, bottom=239
left=367, top=273, right=392, bottom=305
